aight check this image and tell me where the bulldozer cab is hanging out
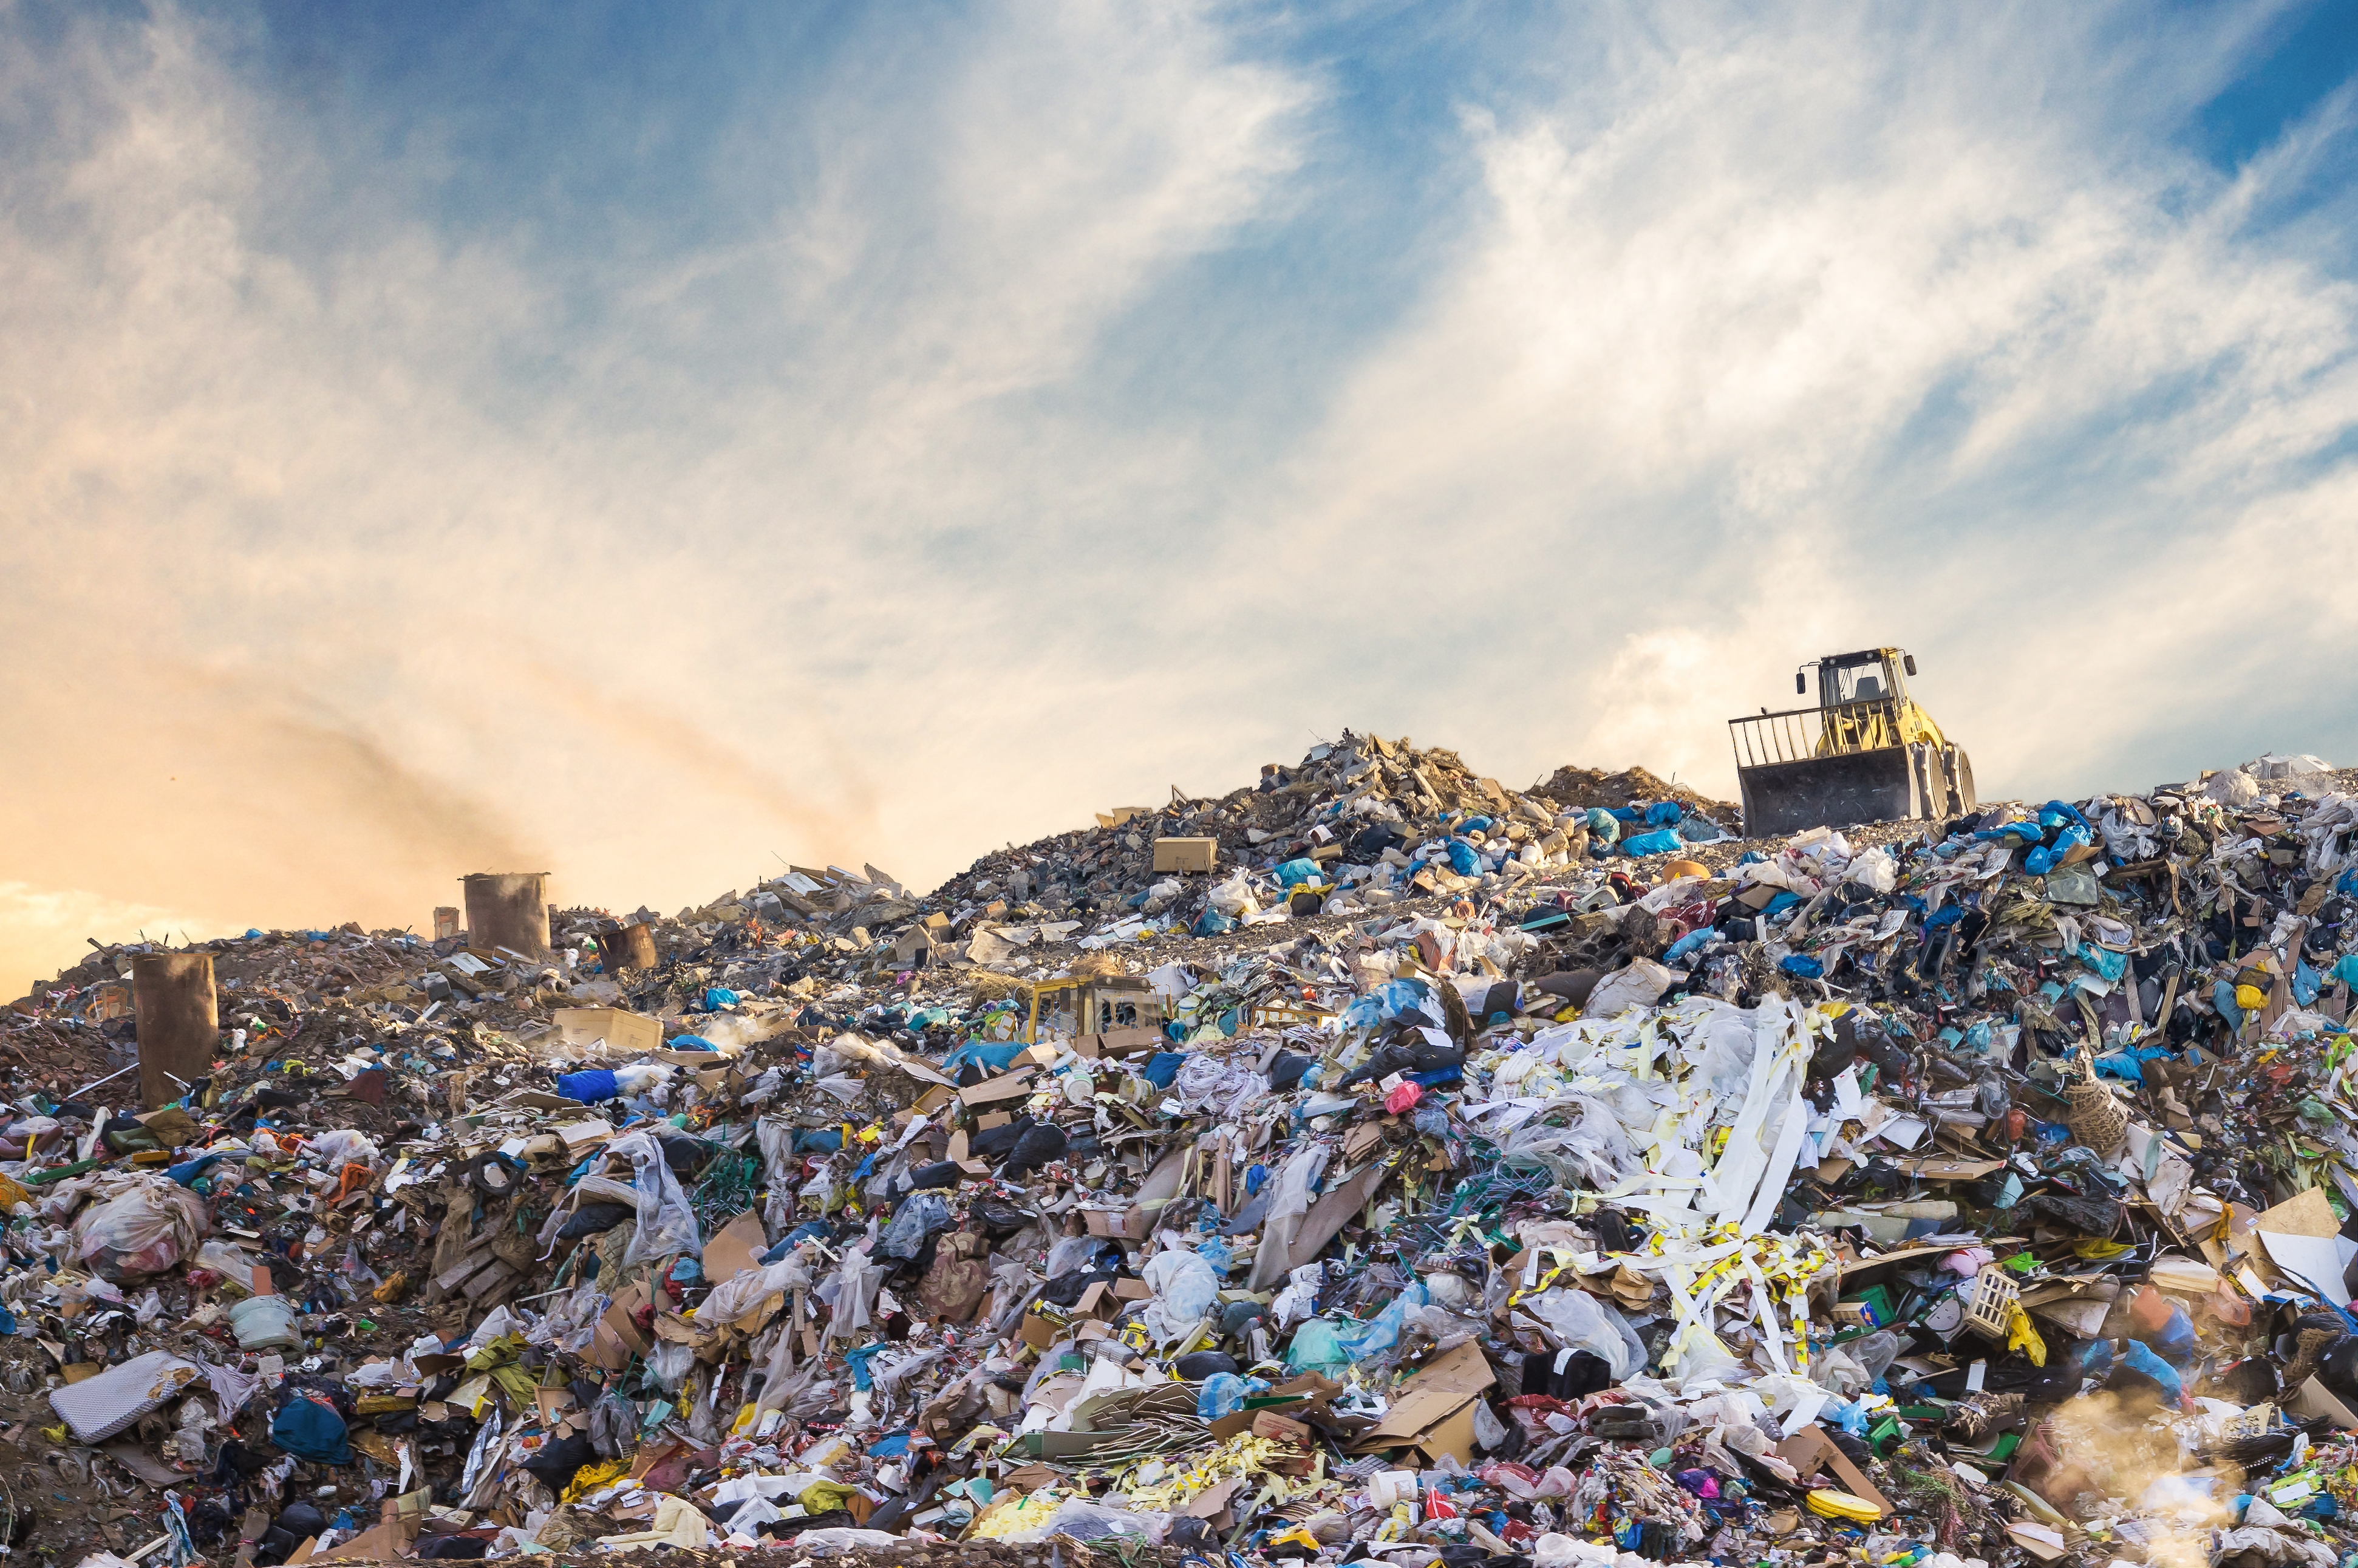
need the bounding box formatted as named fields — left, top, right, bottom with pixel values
left=1801, top=648, right=1946, bottom=757
left=1731, top=646, right=1973, bottom=837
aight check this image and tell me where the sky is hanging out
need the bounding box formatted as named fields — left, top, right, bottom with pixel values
left=5, top=0, right=2358, bottom=997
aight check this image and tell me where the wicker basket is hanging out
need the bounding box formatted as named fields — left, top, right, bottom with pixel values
left=2065, top=1051, right=2127, bottom=1155
left=1961, top=1264, right=2020, bottom=1341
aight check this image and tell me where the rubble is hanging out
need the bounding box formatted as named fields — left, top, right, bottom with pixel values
left=6, top=734, right=2358, bottom=1568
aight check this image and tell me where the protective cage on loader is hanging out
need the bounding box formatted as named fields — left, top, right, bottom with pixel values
left=1729, top=646, right=1975, bottom=838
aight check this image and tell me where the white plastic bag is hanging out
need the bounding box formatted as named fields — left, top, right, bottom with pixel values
left=1138, top=1249, right=1219, bottom=1343
left=605, top=1130, right=703, bottom=1266
left=305, top=1128, right=380, bottom=1169
left=1516, top=1286, right=1647, bottom=1380
left=73, top=1179, right=210, bottom=1280
left=646, top=1339, right=697, bottom=1392
left=1207, top=874, right=1258, bottom=918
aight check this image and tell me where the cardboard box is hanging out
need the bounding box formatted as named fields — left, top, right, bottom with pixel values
left=1083, top=1206, right=1151, bottom=1241
left=1019, top=1306, right=1065, bottom=1351
left=590, top=1281, right=652, bottom=1370
left=551, top=1007, right=664, bottom=1056
left=1152, top=837, right=1218, bottom=874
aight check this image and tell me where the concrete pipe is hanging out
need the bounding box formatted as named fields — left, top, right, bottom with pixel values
left=133, top=952, right=217, bottom=1110
left=461, top=873, right=551, bottom=959
left=598, top=922, right=658, bottom=971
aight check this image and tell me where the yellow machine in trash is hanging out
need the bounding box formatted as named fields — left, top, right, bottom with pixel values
left=1728, top=646, right=1975, bottom=837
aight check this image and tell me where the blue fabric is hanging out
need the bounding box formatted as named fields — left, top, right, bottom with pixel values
left=2214, top=980, right=2244, bottom=1031
left=1763, top=891, right=1801, bottom=917
left=271, top=1396, right=351, bottom=1464
left=792, top=1128, right=844, bottom=1153
left=1193, top=908, right=1235, bottom=936
left=1780, top=955, right=1824, bottom=979
left=1140, top=1051, right=1187, bottom=1090
left=556, top=1069, right=620, bottom=1102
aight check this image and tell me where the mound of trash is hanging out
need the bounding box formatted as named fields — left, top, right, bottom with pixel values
left=4, top=734, right=2358, bottom=1568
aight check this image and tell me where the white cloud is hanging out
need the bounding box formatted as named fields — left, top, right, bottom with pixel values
left=1239, top=4, right=2358, bottom=804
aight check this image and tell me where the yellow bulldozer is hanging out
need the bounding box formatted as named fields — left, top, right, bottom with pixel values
left=1728, top=646, right=1975, bottom=837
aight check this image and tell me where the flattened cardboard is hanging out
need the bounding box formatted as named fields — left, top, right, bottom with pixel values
left=958, top=1069, right=1039, bottom=1110
left=551, top=1007, right=663, bottom=1056
left=2257, top=1187, right=2341, bottom=1240
left=702, top=1210, right=769, bottom=1284
left=1096, top=1026, right=1164, bottom=1058
left=1207, top=1373, right=1340, bottom=1440
left=1344, top=1345, right=1497, bottom=1464
left=1400, top=1338, right=1496, bottom=1397
left=1776, top=1426, right=1891, bottom=1515
left=2289, top=1375, right=2358, bottom=1430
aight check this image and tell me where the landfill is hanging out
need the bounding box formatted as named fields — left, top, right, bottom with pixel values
left=9, top=732, right=2358, bottom=1568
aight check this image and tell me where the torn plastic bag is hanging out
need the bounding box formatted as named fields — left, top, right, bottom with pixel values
left=606, top=1128, right=703, bottom=1266
left=1516, top=1286, right=1647, bottom=1380
left=1139, top=1248, right=1220, bottom=1343
left=72, top=1178, right=210, bottom=1281
left=880, top=1191, right=953, bottom=1261
left=647, top=1339, right=697, bottom=1394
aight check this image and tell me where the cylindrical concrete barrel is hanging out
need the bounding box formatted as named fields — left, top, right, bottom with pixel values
left=132, top=952, right=217, bottom=1110
left=598, top=922, right=658, bottom=971
left=461, top=873, right=550, bottom=958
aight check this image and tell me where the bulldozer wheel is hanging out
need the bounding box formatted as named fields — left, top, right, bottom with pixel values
left=1945, top=746, right=1977, bottom=815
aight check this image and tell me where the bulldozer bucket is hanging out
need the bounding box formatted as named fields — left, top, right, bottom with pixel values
left=1739, top=743, right=1949, bottom=838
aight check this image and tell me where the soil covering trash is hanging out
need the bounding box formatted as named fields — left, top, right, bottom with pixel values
left=9, top=732, right=2358, bottom=1568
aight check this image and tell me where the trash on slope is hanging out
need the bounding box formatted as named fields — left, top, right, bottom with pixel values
left=0, top=739, right=2355, bottom=1568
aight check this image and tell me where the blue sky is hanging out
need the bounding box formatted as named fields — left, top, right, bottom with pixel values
left=4, top=0, right=2357, bottom=990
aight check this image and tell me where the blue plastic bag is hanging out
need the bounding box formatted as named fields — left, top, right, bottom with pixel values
left=1644, top=801, right=1684, bottom=826
left=1621, top=828, right=1683, bottom=857
left=1584, top=808, right=1621, bottom=845
left=2119, top=1337, right=2185, bottom=1404
left=1273, top=859, right=1323, bottom=887
left=1329, top=1281, right=1428, bottom=1360
left=1780, top=954, right=1824, bottom=979
left=2076, top=944, right=2127, bottom=982
left=556, top=1069, right=621, bottom=1102
left=1198, top=1371, right=1269, bottom=1418
left=1446, top=840, right=1482, bottom=876
left=2023, top=825, right=2093, bottom=874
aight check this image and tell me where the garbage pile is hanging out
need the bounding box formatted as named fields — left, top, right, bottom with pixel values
left=5, top=733, right=2358, bottom=1568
